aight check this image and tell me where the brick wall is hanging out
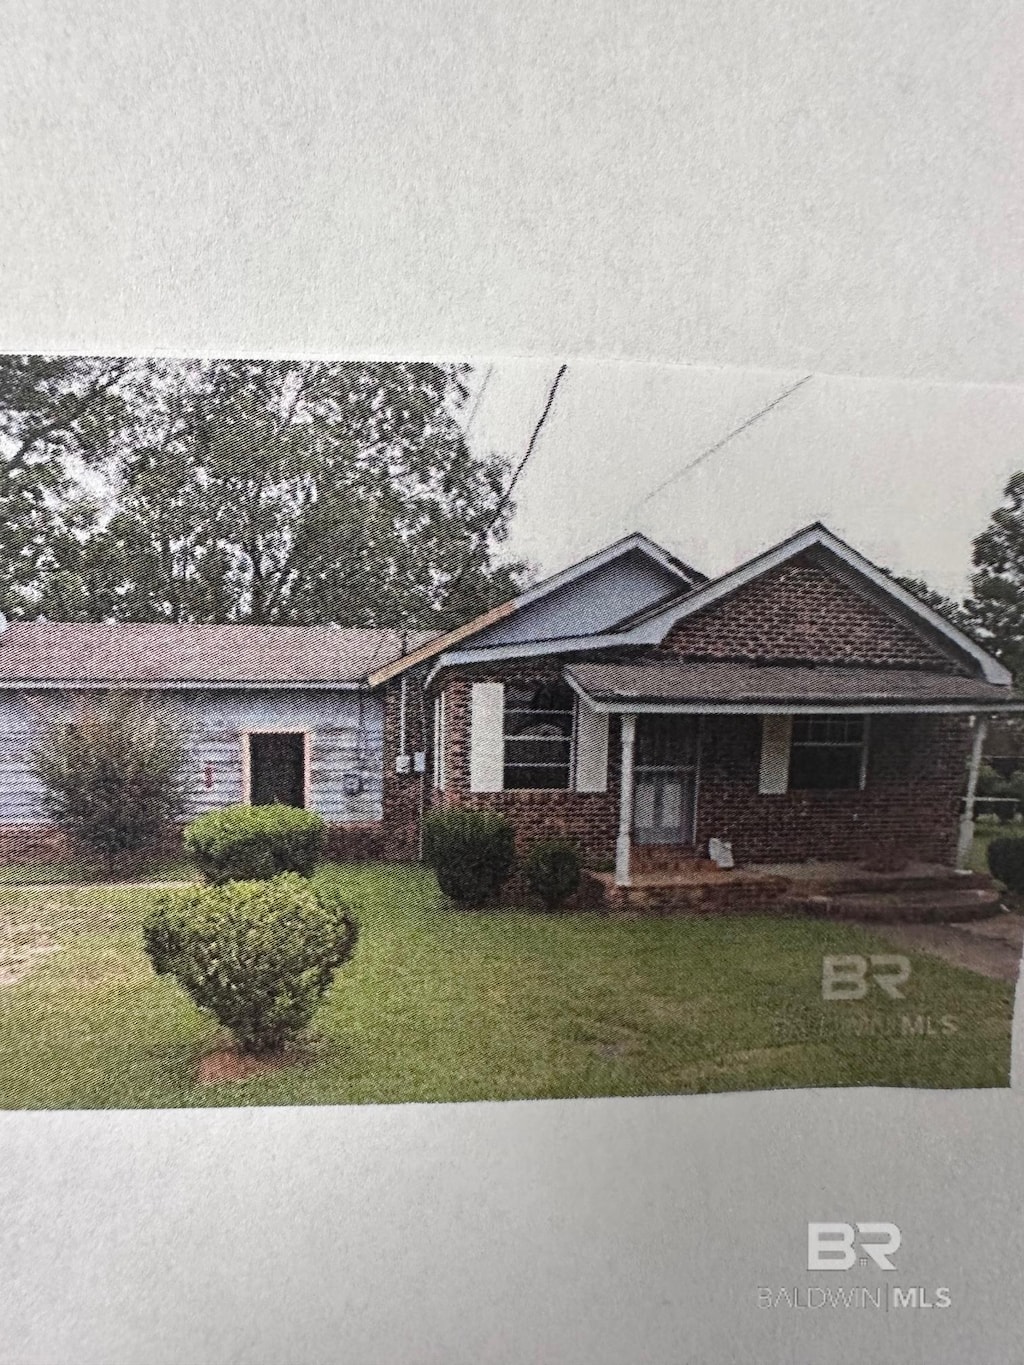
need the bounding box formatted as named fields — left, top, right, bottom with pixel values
left=659, top=554, right=969, bottom=672
left=431, top=662, right=971, bottom=869
left=432, top=669, right=622, bottom=863
left=694, top=712, right=969, bottom=865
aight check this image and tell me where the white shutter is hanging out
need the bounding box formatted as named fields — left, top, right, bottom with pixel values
left=574, top=704, right=609, bottom=792
left=759, top=715, right=792, bottom=795
left=469, top=682, right=505, bottom=792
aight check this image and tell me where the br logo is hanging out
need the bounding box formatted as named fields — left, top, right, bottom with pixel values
left=807, top=1222, right=901, bottom=1271
left=821, top=954, right=910, bottom=1000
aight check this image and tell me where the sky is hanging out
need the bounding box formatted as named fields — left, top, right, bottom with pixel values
left=466, top=359, right=1024, bottom=602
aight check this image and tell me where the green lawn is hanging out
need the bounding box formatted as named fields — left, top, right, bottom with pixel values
left=0, top=863, right=1013, bottom=1108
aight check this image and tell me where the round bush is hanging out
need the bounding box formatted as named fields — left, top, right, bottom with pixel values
left=523, top=838, right=582, bottom=910
left=422, top=809, right=516, bottom=904
left=142, top=873, right=359, bottom=1053
left=184, top=804, right=327, bottom=884
left=986, top=834, right=1024, bottom=894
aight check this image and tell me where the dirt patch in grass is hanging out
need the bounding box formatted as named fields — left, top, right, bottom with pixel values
left=0, top=915, right=62, bottom=987
left=197, top=1045, right=306, bottom=1085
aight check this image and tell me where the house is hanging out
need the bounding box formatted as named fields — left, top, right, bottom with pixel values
left=1, top=523, right=1021, bottom=899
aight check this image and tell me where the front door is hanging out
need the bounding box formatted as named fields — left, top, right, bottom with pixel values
left=249, top=732, right=307, bottom=808
left=633, top=715, right=698, bottom=845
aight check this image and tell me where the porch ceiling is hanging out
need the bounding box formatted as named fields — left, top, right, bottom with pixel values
left=564, top=660, right=1024, bottom=714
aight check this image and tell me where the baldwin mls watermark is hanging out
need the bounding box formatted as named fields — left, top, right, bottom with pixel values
left=821, top=954, right=959, bottom=1038
left=757, top=1223, right=952, bottom=1311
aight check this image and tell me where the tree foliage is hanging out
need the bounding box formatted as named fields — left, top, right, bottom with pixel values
left=965, top=471, right=1024, bottom=685
left=0, top=357, right=528, bottom=630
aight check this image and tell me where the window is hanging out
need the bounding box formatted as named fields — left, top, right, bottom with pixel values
left=788, top=715, right=867, bottom=791
left=503, top=680, right=576, bottom=789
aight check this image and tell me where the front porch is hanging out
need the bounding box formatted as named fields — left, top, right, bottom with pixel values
left=562, top=659, right=1024, bottom=895
left=586, top=859, right=1002, bottom=921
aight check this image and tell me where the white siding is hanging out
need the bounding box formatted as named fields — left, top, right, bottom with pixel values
left=758, top=715, right=792, bottom=795
left=469, top=682, right=505, bottom=792
left=0, top=688, right=385, bottom=826
left=574, top=704, right=609, bottom=793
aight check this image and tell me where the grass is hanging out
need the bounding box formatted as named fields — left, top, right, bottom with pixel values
left=0, top=862, right=1013, bottom=1109
left=0, top=855, right=199, bottom=887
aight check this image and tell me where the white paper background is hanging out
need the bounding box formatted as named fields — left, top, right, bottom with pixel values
left=2, top=3, right=1024, bottom=1361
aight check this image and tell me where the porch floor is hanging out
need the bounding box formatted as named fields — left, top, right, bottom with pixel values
left=586, top=859, right=1002, bottom=922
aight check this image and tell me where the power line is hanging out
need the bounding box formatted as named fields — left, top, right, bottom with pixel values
left=444, top=362, right=568, bottom=605
left=629, top=372, right=814, bottom=515
left=462, top=362, right=495, bottom=442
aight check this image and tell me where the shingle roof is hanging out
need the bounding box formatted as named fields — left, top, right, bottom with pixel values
left=0, top=622, right=437, bottom=686
left=565, top=660, right=1023, bottom=709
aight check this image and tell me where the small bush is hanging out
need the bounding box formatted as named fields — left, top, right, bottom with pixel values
left=143, top=873, right=359, bottom=1053
left=523, top=838, right=582, bottom=910
left=422, top=809, right=516, bottom=904
left=184, top=804, right=327, bottom=884
left=976, top=762, right=1010, bottom=799
left=986, top=834, right=1024, bottom=894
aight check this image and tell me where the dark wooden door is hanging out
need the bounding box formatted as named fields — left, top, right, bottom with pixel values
left=249, top=733, right=306, bottom=808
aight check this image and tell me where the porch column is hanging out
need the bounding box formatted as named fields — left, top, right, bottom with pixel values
left=956, top=714, right=989, bottom=870
left=615, top=713, right=637, bottom=887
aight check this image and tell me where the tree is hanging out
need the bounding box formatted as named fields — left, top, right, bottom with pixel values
left=29, top=692, right=192, bottom=870
left=966, top=471, right=1024, bottom=685
left=0, top=358, right=529, bottom=631
left=0, top=355, right=143, bottom=619
left=888, top=572, right=974, bottom=634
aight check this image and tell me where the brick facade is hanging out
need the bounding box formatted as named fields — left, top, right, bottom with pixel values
left=659, top=554, right=970, bottom=672
left=693, top=712, right=968, bottom=865
left=431, top=669, right=623, bottom=865
left=426, top=556, right=979, bottom=871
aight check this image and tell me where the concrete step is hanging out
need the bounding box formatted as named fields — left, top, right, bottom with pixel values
left=792, top=885, right=1004, bottom=924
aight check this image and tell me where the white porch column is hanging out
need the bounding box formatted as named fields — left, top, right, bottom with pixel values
left=615, top=713, right=637, bottom=887
left=956, top=714, right=989, bottom=870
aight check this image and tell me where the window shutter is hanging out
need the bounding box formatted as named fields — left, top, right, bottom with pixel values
left=759, top=715, right=792, bottom=795
left=574, top=704, right=609, bottom=793
left=469, top=682, right=505, bottom=792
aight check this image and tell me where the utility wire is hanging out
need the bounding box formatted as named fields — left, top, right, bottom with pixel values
left=629, top=372, right=814, bottom=514
left=444, top=362, right=568, bottom=606
left=462, top=362, right=495, bottom=442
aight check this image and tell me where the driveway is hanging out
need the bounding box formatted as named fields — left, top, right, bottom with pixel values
left=865, top=913, right=1024, bottom=983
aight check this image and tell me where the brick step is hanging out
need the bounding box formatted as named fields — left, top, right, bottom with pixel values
left=792, top=885, right=1004, bottom=924
left=797, top=870, right=995, bottom=897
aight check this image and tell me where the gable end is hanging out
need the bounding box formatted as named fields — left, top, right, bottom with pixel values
left=658, top=550, right=976, bottom=674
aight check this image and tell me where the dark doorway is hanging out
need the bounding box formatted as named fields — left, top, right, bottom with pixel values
left=633, top=715, right=699, bottom=846
left=249, top=732, right=307, bottom=808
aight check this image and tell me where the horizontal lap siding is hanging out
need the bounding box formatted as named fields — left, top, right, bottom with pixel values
left=0, top=695, right=57, bottom=825
left=179, top=692, right=385, bottom=822
left=0, top=689, right=386, bottom=828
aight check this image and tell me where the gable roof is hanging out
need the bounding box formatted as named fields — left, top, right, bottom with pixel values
left=367, top=532, right=705, bottom=686
left=625, top=522, right=1010, bottom=685
left=422, top=523, right=1012, bottom=687
left=0, top=622, right=435, bottom=688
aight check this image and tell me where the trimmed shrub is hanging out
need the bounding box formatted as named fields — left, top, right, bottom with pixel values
left=523, top=838, right=582, bottom=910
left=422, top=809, right=516, bottom=904
left=976, top=762, right=1010, bottom=799
left=29, top=691, right=191, bottom=872
left=142, top=873, right=359, bottom=1053
left=184, top=804, right=327, bottom=884
left=986, top=834, right=1024, bottom=894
